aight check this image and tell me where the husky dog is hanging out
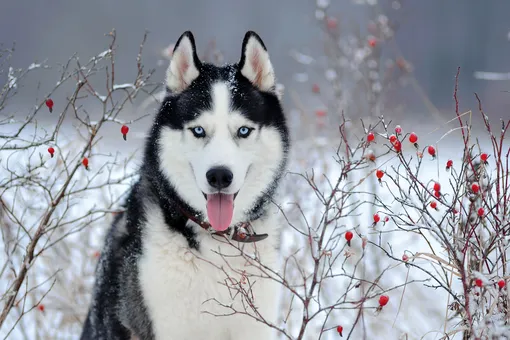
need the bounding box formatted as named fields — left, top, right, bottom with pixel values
left=80, top=31, right=290, bottom=340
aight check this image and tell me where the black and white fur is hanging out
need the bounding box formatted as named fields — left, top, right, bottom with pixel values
left=81, top=31, right=289, bottom=340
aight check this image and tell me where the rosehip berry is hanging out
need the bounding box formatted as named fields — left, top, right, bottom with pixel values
left=427, top=145, right=436, bottom=157
left=82, top=157, right=89, bottom=170
left=498, top=279, right=506, bottom=289
left=433, top=182, right=441, bottom=192
left=312, top=84, right=320, bottom=93
left=434, top=190, right=441, bottom=199
left=326, top=17, right=338, bottom=30
left=38, top=304, right=45, bottom=312
left=45, top=99, right=54, bottom=113
left=395, top=125, right=402, bottom=135
left=336, top=325, right=343, bottom=336
left=480, top=153, right=489, bottom=163
left=471, top=183, right=480, bottom=194
left=475, top=278, right=483, bottom=287
left=477, top=207, right=484, bottom=217
left=373, top=213, right=380, bottom=223
left=315, top=109, right=327, bottom=117
left=345, top=231, right=353, bottom=242
left=368, top=38, right=377, bottom=48
left=47, top=147, right=55, bottom=158
left=446, top=159, right=453, bottom=170
left=121, top=125, right=129, bottom=141
left=378, top=295, right=389, bottom=307
left=392, top=140, right=402, bottom=153
left=389, top=134, right=397, bottom=143
left=402, top=254, right=409, bottom=262
left=430, top=201, right=437, bottom=209
left=384, top=216, right=389, bottom=222
left=408, top=132, right=418, bottom=144
left=376, top=170, right=384, bottom=180
left=367, top=132, right=375, bottom=143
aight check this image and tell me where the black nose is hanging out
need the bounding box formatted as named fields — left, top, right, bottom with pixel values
left=206, top=167, right=233, bottom=190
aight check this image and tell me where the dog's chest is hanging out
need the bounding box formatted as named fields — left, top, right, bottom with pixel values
left=137, top=215, right=278, bottom=340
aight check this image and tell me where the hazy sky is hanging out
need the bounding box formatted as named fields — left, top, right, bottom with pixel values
left=1, top=0, right=509, bottom=118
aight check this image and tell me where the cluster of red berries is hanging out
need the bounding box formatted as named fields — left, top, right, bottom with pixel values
left=433, top=182, right=441, bottom=200
left=474, top=278, right=506, bottom=289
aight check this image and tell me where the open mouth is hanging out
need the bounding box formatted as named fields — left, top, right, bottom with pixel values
left=202, top=191, right=239, bottom=232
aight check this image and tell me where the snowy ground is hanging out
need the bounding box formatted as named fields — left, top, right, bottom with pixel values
left=0, top=94, right=502, bottom=339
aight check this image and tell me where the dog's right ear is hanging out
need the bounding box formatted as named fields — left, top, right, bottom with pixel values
left=166, top=31, right=201, bottom=93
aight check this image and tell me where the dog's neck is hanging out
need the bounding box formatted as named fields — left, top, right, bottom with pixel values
left=140, top=174, right=268, bottom=247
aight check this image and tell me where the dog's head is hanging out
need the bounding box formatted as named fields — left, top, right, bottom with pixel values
left=154, top=31, right=289, bottom=231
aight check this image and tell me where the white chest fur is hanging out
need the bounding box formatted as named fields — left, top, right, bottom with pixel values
left=138, top=208, right=281, bottom=340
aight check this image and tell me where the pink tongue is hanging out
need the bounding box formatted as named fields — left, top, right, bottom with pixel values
left=206, top=194, right=234, bottom=231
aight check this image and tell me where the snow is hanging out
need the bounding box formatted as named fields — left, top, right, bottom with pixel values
left=94, top=92, right=107, bottom=102
left=473, top=71, right=510, bottom=80
left=290, top=50, right=315, bottom=65
left=27, top=63, right=41, bottom=70
left=7, top=67, right=17, bottom=89
left=113, top=83, right=136, bottom=90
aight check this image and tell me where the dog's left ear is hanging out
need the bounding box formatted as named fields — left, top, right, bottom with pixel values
left=238, top=31, right=276, bottom=92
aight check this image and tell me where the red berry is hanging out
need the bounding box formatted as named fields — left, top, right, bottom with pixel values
left=434, top=190, right=441, bottom=199
left=433, top=182, right=440, bottom=192
left=373, top=213, right=380, bottom=223
left=453, top=208, right=458, bottom=214
left=82, top=157, right=89, bottom=170
left=471, top=183, right=480, bottom=194
left=45, top=99, right=54, bottom=113
left=336, top=325, right=343, bottom=336
left=498, top=279, right=506, bottom=289
left=315, top=109, right=327, bottom=117
left=392, top=140, right=402, bottom=153
left=430, top=201, right=437, bottom=209
left=408, top=132, right=418, bottom=144
left=121, top=125, right=129, bottom=141
left=446, top=159, right=453, bottom=170
left=427, top=145, right=436, bottom=157
left=368, top=38, right=377, bottom=48
left=475, top=278, right=483, bottom=287
left=345, top=231, right=353, bottom=242
left=38, top=304, right=45, bottom=312
left=376, top=170, right=384, bottom=179
left=477, top=207, right=484, bottom=217
left=384, top=216, right=389, bottom=222
left=326, top=17, right=338, bottom=30
left=312, top=84, right=320, bottom=93
left=47, top=147, right=55, bottom=158
left=402, top=254, right=409, bottom=262
left=367, top=132, right=375, bottom=143
left=395, top=125, right=402, bottom=135
left=480, top=153, right=489, bottom=162
left=389, top=134, right=397, bottom=143
left=378, top=295, right=389, bottom=307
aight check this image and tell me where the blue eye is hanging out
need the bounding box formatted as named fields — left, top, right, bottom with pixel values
left=237, top=126, right=253, bottom=138
left=189, top=126, right=206, bottom=138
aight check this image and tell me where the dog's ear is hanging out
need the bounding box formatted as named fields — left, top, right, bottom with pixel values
left=238, top=31, right=276, bottom=92
left=166, top=31, right=201, bottom=93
